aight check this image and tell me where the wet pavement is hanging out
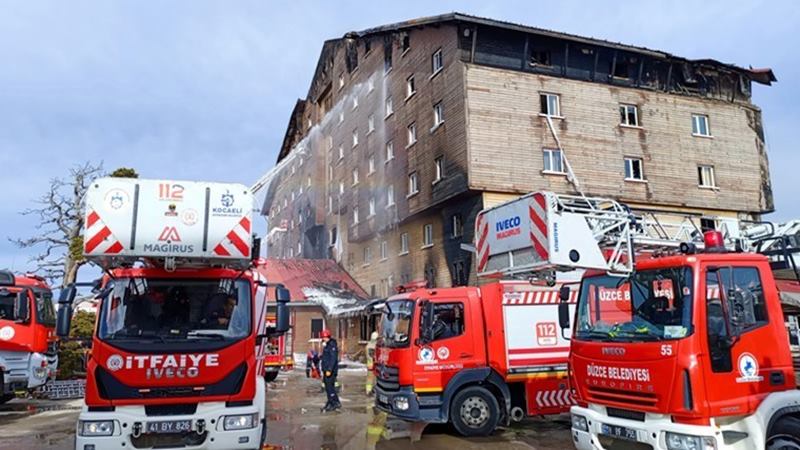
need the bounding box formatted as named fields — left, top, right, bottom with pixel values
left=0, top=369, right=574, bottom=449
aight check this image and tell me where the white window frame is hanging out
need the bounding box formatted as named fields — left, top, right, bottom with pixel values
left=352, top=168, right=359, bottom=186
left=620, top=104, right=639, bottom=127
left=363, top=246, right=372, bottom=265
left=539, top=92, right=561, bottom=117
left=339, top=181, right=344, bottom=195
left=385, top=96, right=394, bottom=118
left=368, top=197, right=376, bottom=217
left=406, top=75, right=416, bottom=99
left=368, top=114, right=375, bottom=134
left=339, top=111, right=344, bottom=124
left=407, top=172, right=419, bottom=196
left=297, top=242, right=302, bottom=255
left=400, top=232, right=409, bottom=255
left=353, top=206, right=360, bottom=224
left=698, top=165, right=717, bottom=188
left=542, top=148, right=565, bottom=174
left=387, top=185, right=395, bottom=207
left=433, top=156, right=444, bottom=183
left=385, top=141, right=394, bottom=162
left=338, top=72, right=344, bottom=89
left=406, top=122, right=417, bottom=147
left=338, top=145, right=344, bottom=161
left=368, top=155, right=376, bottom=174
left=692, top=114, right=711, bottom=137
left=380, top=241, right=388, bottom=261
left=431, top=48, right=443, bottom=75
left=433, top=102, right=444, bottom=129
left=624, top=157, right=645, bottom=181
left=368, top=76, right=375, bottom=93
left=422, top=224, right=433, bottom=248
left=352, top=129, right=359, bottom=147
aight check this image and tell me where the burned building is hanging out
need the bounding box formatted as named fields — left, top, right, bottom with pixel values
left=258, top=13, right=775, bottom=294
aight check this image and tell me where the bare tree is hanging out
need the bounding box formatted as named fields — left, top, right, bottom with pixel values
left=10, top=162, right=103, bottom=287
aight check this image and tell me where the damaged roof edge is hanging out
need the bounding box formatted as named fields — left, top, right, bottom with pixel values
left=354, top=12, right=775, bottom=85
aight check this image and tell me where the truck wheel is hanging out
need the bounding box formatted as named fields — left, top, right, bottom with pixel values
left=264, top=371, right=279, bottom=383
left=768, top=416, right=800, bottom=449
left=450, top=386, right=500, bottom=437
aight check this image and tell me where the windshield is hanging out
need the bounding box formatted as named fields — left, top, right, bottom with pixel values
left=575, top=267, right=693, bottom=342
left=0, top=289, right=15, bottom=321
left=380, top=300, right=414, bottom=348
left=98, top=278, right=251, bottom=342
left=35, top=291, right=56, bottom=327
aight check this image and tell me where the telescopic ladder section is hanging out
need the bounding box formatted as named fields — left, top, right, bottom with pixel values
left=475, top=191, right=711, bottom=281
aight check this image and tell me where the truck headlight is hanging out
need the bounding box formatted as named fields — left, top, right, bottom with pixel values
left=79, top=420, right=115, bottom=437
left=665, top=432, right=716, bottom=450
left=571, top=414, right=589, bottom=432
left=393, top=397, right=409, bottom=411
left=33, top=367, right=48, bottom=379
left=223, top=413, right=258, bottom=430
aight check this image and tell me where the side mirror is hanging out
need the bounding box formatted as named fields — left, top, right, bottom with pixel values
left=558, top=301, right=571, bottom=330
left=274, top=285, right=290, bottom=334
left=14, top=291, right=30, bottom=323
left=56, top=285, right=78, bottom=338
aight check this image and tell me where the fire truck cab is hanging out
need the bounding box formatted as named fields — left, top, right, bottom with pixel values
left=374, top=281, right=576, bottom=436
left=0, top=270, right=57, bottom=402
left=563, top=231, right=800, bottom=450
left=57, top=178, right=290, bottom=450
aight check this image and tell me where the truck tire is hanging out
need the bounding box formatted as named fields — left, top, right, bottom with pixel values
left=768, top=415, right=800, bottom=449
left=264, top=371, right=279, bottom=383
left=450, top=386, right=500, bottom=437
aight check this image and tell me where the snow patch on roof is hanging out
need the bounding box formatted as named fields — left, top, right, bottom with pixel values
left=302, top=285, right=369, bottom=317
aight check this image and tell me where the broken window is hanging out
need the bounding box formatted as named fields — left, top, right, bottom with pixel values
left=613, top=55, right=636, bottom=79
left=434, top=157, right=444, bottom=182
left=424, top=265, right=436, bottom=288
left=542, top=148, right=564, bottom=173
left=364, top=39, right=371, bottom=55
left=423, top=224, right=433, bottom=247
left=384, top=43, right=393, bottom=73
left=432, top=48, right=443, bottom=74
left=408, top=172, right=419, bottom=195
left=452, top=261, right=467, bottom=286
left=530, top=50, right=551, bottom=66
left=452, top=214, right=463, bottom=238
left=700, top=218, right=717, bottom=232
left=400, top=233, right=409, bottom=254
left=619, top=104, right=639, bottom=127
left=539, top=93, right=560, bottom=116
left=624, top=157, right=644, bottom=181
left=692, top=114, right=711, bottom=136
left=698, top=165, right=716, bottom=188
left=401, top=33, right=410, bottom=54
left=329, top=227, right=337, bottom=246
left=406, top=75, right=416, bottom=98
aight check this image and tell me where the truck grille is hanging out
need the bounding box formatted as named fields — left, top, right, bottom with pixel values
left=587, top=386, right=658, bottom=409
left=375, top=364, right=399, bottom=391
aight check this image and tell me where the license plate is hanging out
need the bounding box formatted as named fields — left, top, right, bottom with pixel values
left=146, top=420, right=192, bottom=434
left=601, top=423, right=639, bottom=442
left=378, top=394, right=389, bottom=404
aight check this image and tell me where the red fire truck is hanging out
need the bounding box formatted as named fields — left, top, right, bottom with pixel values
left=0, top=271, right=57, bottom=402
left=561, top=227, right=800, bottom=448
left=261, top=312, right=294, bottom=382
left=56, top=178, right=290, bottom=450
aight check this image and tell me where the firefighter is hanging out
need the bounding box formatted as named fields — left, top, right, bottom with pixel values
left=320, top=329, right=341, bottom=412
left=365, top=331, right=379, bottom=395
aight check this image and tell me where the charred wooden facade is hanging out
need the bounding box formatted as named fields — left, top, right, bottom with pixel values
left=260, top=13, right=775, bottom=294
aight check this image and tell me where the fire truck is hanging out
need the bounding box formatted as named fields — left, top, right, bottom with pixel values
left=260, top=313, right=293, bottom=382
left=56, top=178, right=290, bottom=450
left=478, top=191, right=800, bottom=449
left=0, top=271, right=57, bottom=402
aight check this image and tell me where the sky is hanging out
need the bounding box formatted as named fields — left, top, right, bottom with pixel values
left=0, top=0, right=797, bottom=276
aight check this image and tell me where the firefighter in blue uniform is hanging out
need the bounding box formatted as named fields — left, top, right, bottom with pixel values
left=320, top=329, right=341, bottom=412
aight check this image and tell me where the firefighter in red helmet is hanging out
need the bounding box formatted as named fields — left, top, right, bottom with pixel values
left=320, top=329, right=341, bottom=412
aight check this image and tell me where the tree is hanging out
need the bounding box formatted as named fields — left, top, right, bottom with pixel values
left=57, top=310, right=95, bottom=379
left=10, top=163, right=103, bottom=287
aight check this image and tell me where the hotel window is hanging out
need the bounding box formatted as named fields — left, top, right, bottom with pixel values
left=423, top=224, right=433, bottom=247
left=406, top=75, right=416, bottom=99
left=620, top=104, right=639, bottom=127
left=400, top=233, right=409, bottom=255
left=408, top=172, right=419, bottom=196
left=542, top=148, right=564, bottom=174
left=692, top=114, right=711, bottom=137
left=432, top=48, right=443, bottom=74
left=698, top=165, right=716, bottom=188
left=539, top=93, right=561, bottom=117
left=624, top=157, right=645, bottom=181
